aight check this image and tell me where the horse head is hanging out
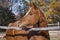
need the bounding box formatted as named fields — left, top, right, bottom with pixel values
left=18, top=3, right=47, bottom=28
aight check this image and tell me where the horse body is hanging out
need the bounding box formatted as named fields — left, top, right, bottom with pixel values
left=6, top=3, right=50, bottom=40
left=6, top=21, right=29, bottom=40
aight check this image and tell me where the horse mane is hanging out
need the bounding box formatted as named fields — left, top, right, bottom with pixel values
left=39, top=9, right=46, bottom=18
left=30, top=3, right=45, bottom=17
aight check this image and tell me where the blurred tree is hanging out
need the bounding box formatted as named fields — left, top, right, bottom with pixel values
left=30, top=0, right=46, bottom=6
left=48, top=2, right=60, bottom=23
left=50, top=2, right=60, bottom=14
left=9, top=0, right=29, bottom=20
left=0, top=6, right=16, bottom=26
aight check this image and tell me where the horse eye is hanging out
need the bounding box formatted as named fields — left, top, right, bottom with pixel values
left=29, top=12, right=33, bottom=15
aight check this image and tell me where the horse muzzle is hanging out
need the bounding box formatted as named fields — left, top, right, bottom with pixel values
left=19, top=24, right=31, bottom=31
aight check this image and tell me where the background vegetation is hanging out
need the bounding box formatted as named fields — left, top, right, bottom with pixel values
left=0, top=0, right=60, bottom=26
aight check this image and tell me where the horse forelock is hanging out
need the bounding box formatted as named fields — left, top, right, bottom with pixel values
left=24, top=7, right=32, bottom=17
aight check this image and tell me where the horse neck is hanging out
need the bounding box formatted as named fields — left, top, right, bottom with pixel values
left=38, top=9, right=48, bottom=26
left=39, top=9, right=45, bottom=17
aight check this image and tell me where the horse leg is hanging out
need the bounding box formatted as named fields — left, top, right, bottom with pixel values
left=15, top=36, right=28, bottom=40
left=30, top=36, right=48, bottom=40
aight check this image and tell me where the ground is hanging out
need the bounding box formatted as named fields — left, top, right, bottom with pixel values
left=0, top=31, right=60, bottom=40
left=49, top=31, right=60, bottom=40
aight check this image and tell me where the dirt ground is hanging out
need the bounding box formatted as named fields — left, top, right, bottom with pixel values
left=0, top=31, right=60, bottom=40
left=49, top=31, right=60, bottom=40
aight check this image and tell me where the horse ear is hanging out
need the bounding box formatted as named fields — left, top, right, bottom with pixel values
left=30, top=3, right=38, bottom=9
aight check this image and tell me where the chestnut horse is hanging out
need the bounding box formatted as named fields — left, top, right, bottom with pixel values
left=6, top=3, right=50, bottom=40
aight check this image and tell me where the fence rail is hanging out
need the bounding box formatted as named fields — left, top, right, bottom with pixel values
left=0, top=22, right=60, bottom=40
left=0, top=26, right=60, bottom=31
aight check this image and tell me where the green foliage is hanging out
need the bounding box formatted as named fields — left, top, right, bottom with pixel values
left=48, top=2, right=60, bottom=23
left=43, top=1, right=60, bottom=23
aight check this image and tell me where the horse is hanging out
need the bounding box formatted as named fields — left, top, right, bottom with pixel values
left=6, top=3, right=50, bottom=40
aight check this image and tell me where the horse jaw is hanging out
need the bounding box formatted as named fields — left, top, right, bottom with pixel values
left=19, top=23, right=33, bottom=28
